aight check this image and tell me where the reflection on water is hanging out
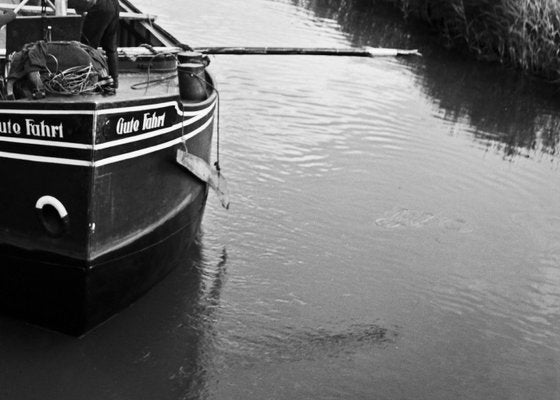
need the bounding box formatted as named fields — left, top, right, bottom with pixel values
left=0, top=239, right=227, bottom=400
left=297, top=0, right=560, bottom=160
left=417, top=54, right=560, bottom=160
left=291, top=0, right=422, bottom=48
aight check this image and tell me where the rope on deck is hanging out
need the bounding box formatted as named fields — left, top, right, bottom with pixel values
left=42, top=64, right=114, bottom=95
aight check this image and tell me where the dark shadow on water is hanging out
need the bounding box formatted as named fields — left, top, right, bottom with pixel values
left=0, top=238, right=228, bottom=400
left=293, top=0, right=560, bottom=160
left=228, top=323, right=399, bottom=367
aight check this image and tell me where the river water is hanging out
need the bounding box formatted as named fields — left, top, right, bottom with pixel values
left=2, top=0, right=560, bottom=399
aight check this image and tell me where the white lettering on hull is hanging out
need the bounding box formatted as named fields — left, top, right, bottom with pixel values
left=24, top=119, right=64, bottom=138
left=0, top=120, right=21, bottom=135
left=142, top=112, right=166, bottom=130
left=116, top=112, right=166, bottom=135
left=116, top=117, right=140, bottom=135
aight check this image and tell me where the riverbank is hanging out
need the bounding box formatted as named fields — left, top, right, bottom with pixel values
left=380, top=0, right=560, bottom=81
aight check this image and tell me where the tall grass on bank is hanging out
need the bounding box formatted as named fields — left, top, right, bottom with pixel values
left=383, top=0, right=560, bottom=81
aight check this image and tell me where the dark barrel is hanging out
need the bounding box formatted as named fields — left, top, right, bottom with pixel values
left=177, top=51, right=207, bottom=65
left=177, top=63, right=208, bottom=101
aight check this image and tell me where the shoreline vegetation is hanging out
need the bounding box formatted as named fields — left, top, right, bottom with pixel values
left=380, top=0, right=560, bottom=81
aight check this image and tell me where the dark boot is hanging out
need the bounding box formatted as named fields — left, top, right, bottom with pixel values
left=106, top=50, right=119, bottom=89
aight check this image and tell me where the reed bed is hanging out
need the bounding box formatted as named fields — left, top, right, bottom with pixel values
left=381, top=0, right=560, bottom=81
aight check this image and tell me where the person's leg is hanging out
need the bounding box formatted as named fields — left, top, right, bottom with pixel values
left=81, top=9, right=110, bottom=48
left=99, top=0, right=119, bottom=87
left=105, top=48, right=118, bottom=88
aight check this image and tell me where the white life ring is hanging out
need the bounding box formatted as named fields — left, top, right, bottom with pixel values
left=35, top=195, right=69, bottom=237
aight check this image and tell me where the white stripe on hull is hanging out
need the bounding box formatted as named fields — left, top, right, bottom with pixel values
left=0, top=136, right=92, bottom=150
left=0, top=101, right=215, bottom=166
left=0, top=116, right=213, bottom=167
left=95, top=116, right=214, bottom=167
left=0, top=151, right=92, bottom=166
left=95, top=103, right=213, bottom=150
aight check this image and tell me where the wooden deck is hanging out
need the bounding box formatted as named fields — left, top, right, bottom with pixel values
left=107, top=72, right=179, bottom=103
left=12, top=71, right=180, bottom=105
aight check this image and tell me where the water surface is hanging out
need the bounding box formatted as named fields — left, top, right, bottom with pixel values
left=1, top=0, right=559, bottom=399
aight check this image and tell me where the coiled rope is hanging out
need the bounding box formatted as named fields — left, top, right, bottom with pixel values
left=40, top=53, right=113, bottom=96
left=130, top=46, right=178, bottom=91
left=43, top=64, right=98, bottom=95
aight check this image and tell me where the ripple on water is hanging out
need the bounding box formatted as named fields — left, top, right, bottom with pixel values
left=375, top=208, right=473, bottom=233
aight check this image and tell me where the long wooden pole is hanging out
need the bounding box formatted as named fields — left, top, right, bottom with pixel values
left=192, top=46, right=421, bottom=57
left=13, top=0, right=31, bottom=14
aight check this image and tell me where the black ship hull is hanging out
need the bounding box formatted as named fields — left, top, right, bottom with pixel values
left=0, top=0, right=221, bottom=334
